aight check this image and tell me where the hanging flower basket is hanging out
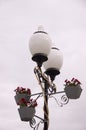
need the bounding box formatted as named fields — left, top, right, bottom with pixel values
left=15, top=93, right=29, bottom=105
left=64, top=78, right=82, bottom=99
left=14, top=87, right=31, bottom=105
left=17, top=97, right=37, bottom=121
left=65, top=85, right=82, bottom=99
left=18, top=106, right=35, bottom=121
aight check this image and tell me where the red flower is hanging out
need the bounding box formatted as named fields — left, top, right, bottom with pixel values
left=32, top=100, right=38, bottom=107
left=32, top=102, right=38, bottom=107
left=18, top=98, right=27, bottom=106
left=14, top=87, right=31, bottom=94
left=27, top=99, right=38, bottom=107
left=27, top=88, right=31, bottom=94
left=71, top=78, right=75, bottom=81
left=14, top=87, right=38, bottom=108
left=74, top=79, right=81, bottom=84
left=64, top=78, right=81, bottom=87
left=65, top=79, right=68, bottom=83
left=14, top=87, right=20, bottom=93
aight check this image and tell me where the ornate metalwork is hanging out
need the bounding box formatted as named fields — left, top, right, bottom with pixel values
left=29, top=117, right=44, bottom=130
left=34, top=66, right=57, bottom=94
left=33, top=66, right=69, bottom=129
left=17, top=66, right=70, bottom=130
left=61, top=95, right=69, bottom=105
left=49, top=94, right=69, bottom=107
left=29, top=118, right=36, bottom=129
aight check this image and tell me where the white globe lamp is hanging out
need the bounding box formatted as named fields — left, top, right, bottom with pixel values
left=29, top=26, right=52, bottom=67
left=43, top=47, right=63, bottom=81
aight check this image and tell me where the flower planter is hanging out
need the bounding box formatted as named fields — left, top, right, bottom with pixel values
left=64, top=85, right=82, bottom=99
left=18, top=107, right=35, bottom=121
left=15, top=93, right=30, bottom=105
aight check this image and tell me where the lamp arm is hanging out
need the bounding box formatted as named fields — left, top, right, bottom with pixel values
left=30, top=90, right=65, bottom=98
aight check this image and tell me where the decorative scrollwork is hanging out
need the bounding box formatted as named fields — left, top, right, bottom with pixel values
left=29, top=117, right=44, bottom=130
left=57, top=94, right=69, bottom=107
left=61, top=95, right=69, bottom=105
left=49, top=94, right=69, bottom=107
left=29, top=118, right=36, bottom=129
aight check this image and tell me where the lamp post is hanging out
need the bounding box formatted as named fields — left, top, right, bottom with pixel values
left=29, top=26, right=64, bottom=130
left=14, top=26, right=82, bottom=130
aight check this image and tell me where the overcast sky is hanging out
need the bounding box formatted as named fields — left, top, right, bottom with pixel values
left=0, top=0, right=86, bottom=130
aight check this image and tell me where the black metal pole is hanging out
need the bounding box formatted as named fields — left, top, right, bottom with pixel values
left=43, top=81, right=49, bottom=130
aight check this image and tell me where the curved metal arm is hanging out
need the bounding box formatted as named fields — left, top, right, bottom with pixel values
left=29, top=116, right=44, bottom=130
left=34, top=115, right=45, bottom=122
left=30, top=90, right=65, bottom=98
left=49, top=94, right=69, bottom=107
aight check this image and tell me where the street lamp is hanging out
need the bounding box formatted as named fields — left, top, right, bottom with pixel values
left=29, top=26, right=52, bottom=67
left=43, top=47, right=63, bottom=81
left=28, top=26, right=82, bottom=130
left=29, top=26, right=64, bottom=130
left=14, top=26, right=82, bottom=130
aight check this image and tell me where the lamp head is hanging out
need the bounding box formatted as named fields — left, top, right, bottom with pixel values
left=29, top=26, right=52, bottom=67
left=43, top=47, right=63, bottom=81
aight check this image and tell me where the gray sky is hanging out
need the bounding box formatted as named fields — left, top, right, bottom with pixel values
left=0, top=0, right=86, bottom=130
